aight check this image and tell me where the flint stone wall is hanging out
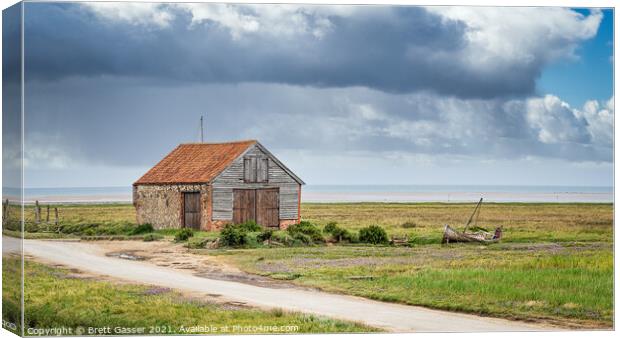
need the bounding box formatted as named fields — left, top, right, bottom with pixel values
left=133, top=184, right=209, bottom=230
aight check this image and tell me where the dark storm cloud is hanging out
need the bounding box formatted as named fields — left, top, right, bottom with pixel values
left=3, top=3, right=23, bottom=187
left=23, top=3, right=550, bottom=98
left=3, top=3, right=21, bottom=85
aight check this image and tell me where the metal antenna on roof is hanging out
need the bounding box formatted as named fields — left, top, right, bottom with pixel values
left=200, top=115, right=204, bottom=143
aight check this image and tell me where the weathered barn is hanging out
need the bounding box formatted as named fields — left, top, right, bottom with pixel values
left=133, top=140, right=304, bottom=230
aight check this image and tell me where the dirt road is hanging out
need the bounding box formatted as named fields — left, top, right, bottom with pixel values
left=6, top=237, right=552, bottom=332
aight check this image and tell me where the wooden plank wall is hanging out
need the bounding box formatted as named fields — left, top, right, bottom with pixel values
left=212, top=145, right=299, bottom=221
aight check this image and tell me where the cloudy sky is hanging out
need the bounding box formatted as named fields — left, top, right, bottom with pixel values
left=13, top=2, right=615, bottom=187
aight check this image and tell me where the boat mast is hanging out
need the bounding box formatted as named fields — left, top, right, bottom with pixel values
left=463, top=198, right=483, bottom=233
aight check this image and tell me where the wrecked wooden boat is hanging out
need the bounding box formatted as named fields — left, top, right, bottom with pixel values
left=442, top=198, right=503, bottom=244
left=442, top=224, right=501, bottom=243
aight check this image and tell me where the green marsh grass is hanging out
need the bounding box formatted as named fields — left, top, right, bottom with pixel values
left=217, top=244, right=613, bottom=327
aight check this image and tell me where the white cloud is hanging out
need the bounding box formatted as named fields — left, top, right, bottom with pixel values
left=238, top=4, right=339, bottom=39
left=353, top=103, right=387, bottom=121
left=427, top=7, right=602, bottom=71
left=82, top=3, right=350, bottom=39
left=525, top=95, right=590, bottom=144
left=525, top=95, right=613, bottom=146
left=177, top=3, right=260, bottom=39
left=578, top=96, right=614, bottom=146
left=179, top=3, right=362, bottom=39
left=82, top=3, right=174, bottom=28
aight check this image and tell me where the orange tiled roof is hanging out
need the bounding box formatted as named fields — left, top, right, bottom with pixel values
left=134, top=140, right=257, bottom=185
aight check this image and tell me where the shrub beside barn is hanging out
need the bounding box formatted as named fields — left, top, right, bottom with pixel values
left=133, top=140, right=304, bottom=231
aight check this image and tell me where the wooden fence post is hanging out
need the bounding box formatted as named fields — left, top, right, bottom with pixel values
left=35, top=200, right=40, bottom=224
left=46, top=205, right=50, bottom=223
left=54, top=208, right=59, bottom=226
left=2, top=199, right=7, bottom=225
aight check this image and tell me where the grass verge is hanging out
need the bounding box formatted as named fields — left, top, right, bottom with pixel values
left=2, top=257, right=378, bottom=335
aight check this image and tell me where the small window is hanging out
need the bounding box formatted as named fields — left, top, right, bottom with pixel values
left=244, top=157, right=269, bottom=183
left=244, top=158, right=254, bottom=182
left=257, top=158, right=269, bottom=183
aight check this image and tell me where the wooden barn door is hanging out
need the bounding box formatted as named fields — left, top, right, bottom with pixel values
left=257, top=189, right=279, bottom=228
left=183, top=192, right=201, bottom=230
left=233, top=189, right=279, bottom=227
left=233, top=189, right=256, bottom=224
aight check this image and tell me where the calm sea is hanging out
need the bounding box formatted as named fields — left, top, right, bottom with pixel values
left=2, top=185, right=613, bottom=203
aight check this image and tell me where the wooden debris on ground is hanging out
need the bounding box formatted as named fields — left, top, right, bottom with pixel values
left=390, top=236, right=409, bottom=246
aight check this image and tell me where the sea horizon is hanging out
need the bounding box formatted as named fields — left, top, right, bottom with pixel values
left=2, top=184, right=613, bottom=204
